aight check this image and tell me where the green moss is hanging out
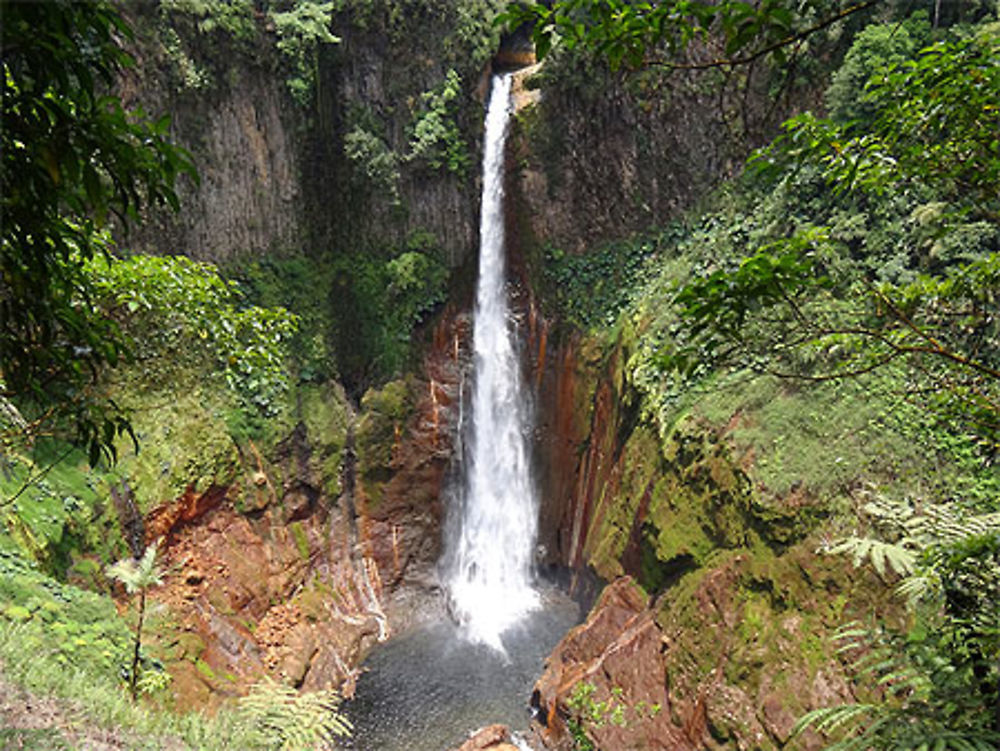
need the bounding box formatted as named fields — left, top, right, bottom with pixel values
left=194, top=658, right=216, bottom=681
left=296, top=383, right=350, bottom=497
left=289, top=522, right=310, bottom=561
left=355, top=378, right=417, bottom=509
left=112, top=378, right=240, bottom=511
left=585, top=428, right=661, bottom=580
left=175, top=632, right=206, bottom=661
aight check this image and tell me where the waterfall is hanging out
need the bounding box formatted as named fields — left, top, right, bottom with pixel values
left=445, top=72, right=539, bottom=651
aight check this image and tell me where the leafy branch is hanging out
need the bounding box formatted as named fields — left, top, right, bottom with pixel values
left=500, top=0, right=882, bottom=71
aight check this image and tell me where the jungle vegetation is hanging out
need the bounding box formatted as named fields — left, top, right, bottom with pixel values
left=0, top=1, right=997, bottom=749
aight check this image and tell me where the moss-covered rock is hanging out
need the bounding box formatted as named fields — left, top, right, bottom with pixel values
left=355, top=378, right=417, bottom=511
left=111, top=374, right=241, bottom=512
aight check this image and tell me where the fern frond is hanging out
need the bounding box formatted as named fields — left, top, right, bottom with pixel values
left=107, top=540, right=163, bottom=593
left=792, top=703, right=877, bottom=737
left=828, top=536, right=916, bottom=579
left=238, top=678, right=352, bottom=751
left=895, top=574, right=934, bottom=605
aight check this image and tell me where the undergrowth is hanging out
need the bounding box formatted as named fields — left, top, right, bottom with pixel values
left=0, top=550, right=350, bottom=750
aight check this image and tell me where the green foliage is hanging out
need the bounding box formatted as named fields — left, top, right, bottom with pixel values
left=444, top=1, right=505, bottom=71
left=1, top=0, right=196, bottom=465
left=86, top=252, right=298, bottom=420
left=754, top=30, right=1000, bottom=217
left=0, top=440, right=122, bottom=574
left=793, top=611, right=1000, bottom=750
left=683, top=370, right=970, bottom=508
left=159, top=0, right=339, bottom=104
left=543, top=234, right=658, bottom=329
left=385, top=250, right=450, bottom=328
left=824, top=16, right=930, bottom=124
left=344, top=123, right=401, bottom=201
left=826, top=493, right=1000, bottom=599
left=501, top=0, right=878, bottom=70
left=340, top=0, right=503, bottom=71
left=233, top=254, right=338, bottom=384
left=160, top=0, right=257, bottom=40
left=159, top=25, right=214, bottom=92
left=0, top=618, right=259, bottom=750
left=0, top=729, right=72, bottom=751
left=237, top=678, right=351, bottom=750
left=329, top=239, right=448, bottom=391
left=798, top=494, right=1000, bottom=749
left=107, top=542, right=164, bottom=596
left=268, top=1, right=340, bottom=105
left=0, top=550, right=351, bottom=749
left=407, top=69, right=470, bottom=175
left=565, top=681, right=662, bottom=750
left=651, top=32, right=1000, bottom=461
left=0, top=550, right=131, bottom=678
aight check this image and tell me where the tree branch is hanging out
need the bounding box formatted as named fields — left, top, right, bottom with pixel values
left=644, top=0, right=883, bottom=71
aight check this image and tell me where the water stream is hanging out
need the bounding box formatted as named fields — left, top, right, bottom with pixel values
left=444, top=71, right=540, bottom=652
left=343, top=73, right=575, bottom=751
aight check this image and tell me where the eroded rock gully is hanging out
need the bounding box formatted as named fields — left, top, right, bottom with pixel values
left=135, top=311, right=471, bottom=708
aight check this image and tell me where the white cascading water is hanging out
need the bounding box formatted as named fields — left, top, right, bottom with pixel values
left=446, top=72, right=539, bottom=651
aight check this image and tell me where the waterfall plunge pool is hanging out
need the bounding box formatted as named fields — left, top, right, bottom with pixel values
left=341, top=582, right=581, bottom=751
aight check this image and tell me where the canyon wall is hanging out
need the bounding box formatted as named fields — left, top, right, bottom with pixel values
left=104, top=6, right=881, bottom=738
left=503, top=50, right=902, bottom=750
left=119, top=3, right=507, bottom=268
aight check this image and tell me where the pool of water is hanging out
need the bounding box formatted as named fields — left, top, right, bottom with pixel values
left=341, top=585, right=581, bottom=751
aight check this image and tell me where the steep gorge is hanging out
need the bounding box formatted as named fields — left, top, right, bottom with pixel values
left=1, top=3, right=931, bottom=747
left=116, top=6, right=859, bottom=728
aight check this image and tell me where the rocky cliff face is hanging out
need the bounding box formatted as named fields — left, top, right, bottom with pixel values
left=509, top=52, right=788, bottom=257
left=518, top=321, right=901, bottom=749
left=109, top=306, right=471, bottom=708
left=119, top=4, right=306, bottom=262
left=120, top=3, right=500, bottom=269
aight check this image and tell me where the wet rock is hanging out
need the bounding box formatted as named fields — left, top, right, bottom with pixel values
left=452, top=724, right=518, bottom=751
left=532, top=577, right=687, bottom=751
left=282, top=483, right=318, bottom=523
left=354, top=314, right=469, bottom=587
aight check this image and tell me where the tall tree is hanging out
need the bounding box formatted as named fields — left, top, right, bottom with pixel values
left=1, top=0, right=195, bottom=464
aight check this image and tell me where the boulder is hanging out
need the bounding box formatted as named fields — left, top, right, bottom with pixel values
left=531, top=577, right=688, bottom=751
left=452, top=724, right=519, bottom=751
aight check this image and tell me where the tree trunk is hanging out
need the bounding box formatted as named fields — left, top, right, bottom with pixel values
left=129, top=589, right=146, bottom=701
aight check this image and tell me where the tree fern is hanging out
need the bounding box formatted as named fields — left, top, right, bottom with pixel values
left=828, top=494, right=1000, bottom=595
left=827, top=536, right=916, bottom=579
left=107, top=541, right=164, bottom=595
left=238, top=678, right=352, bottom=751
left=107, top=541, right=164, bottom=700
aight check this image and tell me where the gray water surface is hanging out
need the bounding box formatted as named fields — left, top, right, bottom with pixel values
left=342, top=586, right=580, bottom=751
